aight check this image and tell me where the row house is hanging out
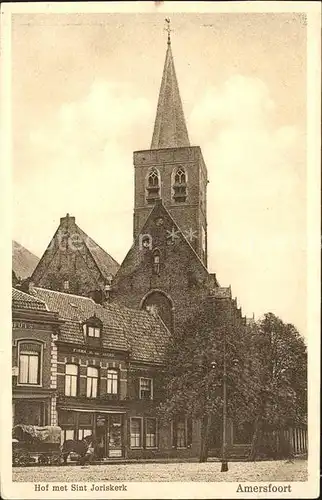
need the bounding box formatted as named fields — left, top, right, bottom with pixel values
left=29, top=286, right=198, bottom=460
left=12, top=288, right=62, bottom=427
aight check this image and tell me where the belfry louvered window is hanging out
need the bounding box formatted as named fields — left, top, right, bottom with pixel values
left=146, top=169, right=160, bottom=204
left=173, top=167, right=187, bottom=202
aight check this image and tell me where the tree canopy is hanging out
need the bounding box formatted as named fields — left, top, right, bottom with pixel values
left=157, top=305, right=307, bottom=461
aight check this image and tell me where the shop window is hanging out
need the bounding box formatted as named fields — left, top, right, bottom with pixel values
left=107, top=369, right=118, bottom=396
left=61, top=429, right=75, bottom=445
left=78, top=428, right=92, bottom=441
left=86, top=366, right=98, bottom=398
left=146, top=168, right=160, bottom=204
left=65, top=364, right=78, bottom=397
left=139, top=378, right=153, bottom=400
left=18, top=341, right=42, bottom=385
left=145, top=418, right=157, bottom=448
left=130, top=418, right=142, bottom=448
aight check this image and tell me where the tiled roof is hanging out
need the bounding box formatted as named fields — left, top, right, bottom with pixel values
left=31, top=287, right=170, bottom=363
left=76, top=226, right=120, bottom=279
left=12, top=287, right=48, bottom=311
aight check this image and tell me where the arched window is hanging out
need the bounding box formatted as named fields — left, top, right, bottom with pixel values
left=86, top=366, right=99, bottom=398
left=65, top=364, right=78, bottom=397
left=146, top=168, right=160, bottom=204
left=152, top=249, right=161, bottom=275
left=173, top=167, right=187, bottom=203
left=18, top=341, right=42, bottom=385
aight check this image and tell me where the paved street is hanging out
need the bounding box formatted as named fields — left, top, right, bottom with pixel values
left=13, top=459, right=307, bottom=482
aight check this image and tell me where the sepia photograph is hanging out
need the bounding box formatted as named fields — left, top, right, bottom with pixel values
left=1, top=1, right=320, bottom=499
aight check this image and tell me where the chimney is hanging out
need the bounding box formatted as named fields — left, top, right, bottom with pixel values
left=28, top=281, right=35, bottom=294
left=60, top=213, right=75, bottom=226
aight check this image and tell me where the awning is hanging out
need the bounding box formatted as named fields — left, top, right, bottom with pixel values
left=59, top=407, right=126, bottom=414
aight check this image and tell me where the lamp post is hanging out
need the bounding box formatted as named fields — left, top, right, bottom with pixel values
left=220, top=331, right=239, bottom=473
left=221, top=331, right=228, bottom=472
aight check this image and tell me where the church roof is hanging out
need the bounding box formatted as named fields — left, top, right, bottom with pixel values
left=12, top=241, right=40, bottom=280
left=30, top=287, right=170, bottom=363
left=151, top=39, right=190, bottom=149
left=31, top=214, right=119, bottom=286
left=76, top=225, right=120, bottom=279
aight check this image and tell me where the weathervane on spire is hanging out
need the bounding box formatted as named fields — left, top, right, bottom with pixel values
left=164, top=17, right=172, bottom=45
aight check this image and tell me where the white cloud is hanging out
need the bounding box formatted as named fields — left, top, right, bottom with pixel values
left=14, top=80, right=153, bottom=262
left=190, top=75, right=306, bottom=334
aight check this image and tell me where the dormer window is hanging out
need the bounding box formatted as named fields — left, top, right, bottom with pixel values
left=88, top=326, right=101, bottom=338
left=173, top=167, right=187, bottom=203
left=83, top=316, right=102, bottom=342
left=63, top=280, right=69, bottom=291
left=146, top=168, right=160, bottom=204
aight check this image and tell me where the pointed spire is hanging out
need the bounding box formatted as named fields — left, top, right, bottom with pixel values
left=151, top=20, right=190, bottom=149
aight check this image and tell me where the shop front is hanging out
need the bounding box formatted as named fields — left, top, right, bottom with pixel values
left=58, top=409, right=126, bottom=459
left=12, top=389, right=55, bottom=427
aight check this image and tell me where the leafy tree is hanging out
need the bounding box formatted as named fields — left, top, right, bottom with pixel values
left=157, top=299, right=258, bottom=462
left=158, top=305, right=307, bottom=462
left=248, top=313, right=307, bottom=460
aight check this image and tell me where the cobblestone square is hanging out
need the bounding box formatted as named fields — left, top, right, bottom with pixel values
left=12, top=459, right=308, bottom=483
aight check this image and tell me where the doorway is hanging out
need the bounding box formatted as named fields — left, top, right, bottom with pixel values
left=95, top=414, right=123, bottom=459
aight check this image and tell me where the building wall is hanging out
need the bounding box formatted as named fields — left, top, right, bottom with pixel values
left=12, top=322, right=53, bottom=389
left=113, top=201, right=213, bottom=335
left=12, top=311, right=60, bottom=427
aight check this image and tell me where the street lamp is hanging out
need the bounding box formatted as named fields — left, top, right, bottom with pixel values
left=220, top=331, right=239, bottom=473
left=221, top=332, right=228, bottom=472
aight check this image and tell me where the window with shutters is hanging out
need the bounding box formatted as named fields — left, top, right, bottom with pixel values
left=18, top=341, right=42, bottom=385
left=65, top=364, right=78, bottom=397
left=139, top=377, right=153, bottom=400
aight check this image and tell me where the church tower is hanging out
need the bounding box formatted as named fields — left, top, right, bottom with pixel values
left=133, top=23, right=208, bottom=267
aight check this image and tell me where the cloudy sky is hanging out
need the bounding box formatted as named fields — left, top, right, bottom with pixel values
left=12, top=11, right=307, bottom=334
